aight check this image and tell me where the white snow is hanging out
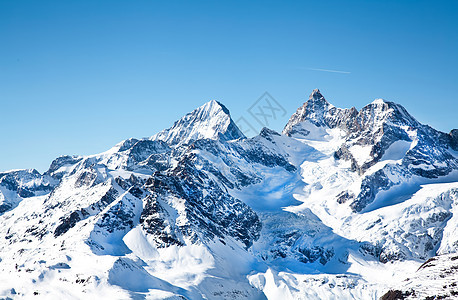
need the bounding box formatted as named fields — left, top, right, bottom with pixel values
left=371, top=98, right=386, bottom=105
left=349, top=144, right=373, bottom=166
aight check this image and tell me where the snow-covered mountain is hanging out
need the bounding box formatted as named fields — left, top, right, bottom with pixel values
left=1, top=89, right=457, bottom=299
left=151, top=100, right=245, bottom=145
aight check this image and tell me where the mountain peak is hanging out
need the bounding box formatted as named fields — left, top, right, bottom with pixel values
left=371, top=98, right=386, bottom=105
left=201, top=99, right=229, bottom=114
left=151, top=100, right=245, bottom=145
left=308, top=89, right=330, bottom=106
left=282, top=89, right=334, bottom=135
left=310, top=88, right=324, bottom=100
left=361, top=98, right=419, bottom=128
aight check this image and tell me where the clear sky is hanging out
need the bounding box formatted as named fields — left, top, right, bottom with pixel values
left=1, top=0, right=457, bottom=172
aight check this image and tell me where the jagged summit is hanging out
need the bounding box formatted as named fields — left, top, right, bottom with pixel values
left=306, top=89, right=334, bottom=117
left=282, top=89, right=353, bottom=136
left=309, top=88, right=326, bottom=102
left=360, top=98, right=420, bottom=129
left=283, top=89, right=421, bottom=138
left=282, top=89, right=335, bottom=135
left=151, top=99, right=245, bottom=145
left=306, top=89, right=332, bottom=110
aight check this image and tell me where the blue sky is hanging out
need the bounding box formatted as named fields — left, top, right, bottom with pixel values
left=1, top=0, right=457, bottom=172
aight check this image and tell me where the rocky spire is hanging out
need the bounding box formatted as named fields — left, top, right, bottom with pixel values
left=282, top=89, right=334, bottom=136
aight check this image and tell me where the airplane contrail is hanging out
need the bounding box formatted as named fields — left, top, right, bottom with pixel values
left=307, top=68, right=351, bottom=74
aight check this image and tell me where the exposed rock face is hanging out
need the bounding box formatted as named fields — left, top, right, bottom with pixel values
left=450, top=129, right=458, bottom=151
left=142, top=160, right=262, bottom=248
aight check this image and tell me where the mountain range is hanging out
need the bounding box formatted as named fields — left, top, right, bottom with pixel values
left=1, top=89, right=457, bottom=299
